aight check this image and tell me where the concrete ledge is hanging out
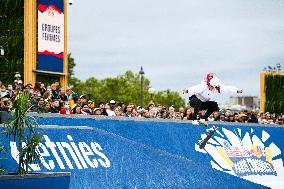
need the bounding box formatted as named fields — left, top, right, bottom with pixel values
left=0, top=172, right=71, bottom=189
left=0, top=172, right=71, bottom=180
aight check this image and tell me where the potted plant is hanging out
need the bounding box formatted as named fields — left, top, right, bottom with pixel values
left=0, top=91, right=71, bottom=189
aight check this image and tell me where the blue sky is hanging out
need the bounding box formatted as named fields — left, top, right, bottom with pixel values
left=68, top=0, right=284, bottom=104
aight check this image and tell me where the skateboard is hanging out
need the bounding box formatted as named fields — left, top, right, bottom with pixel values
left=198, top=126, right=218, bottom=149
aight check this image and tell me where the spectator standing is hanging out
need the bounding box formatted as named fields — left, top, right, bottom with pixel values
left=0, top=97, right=11, bottom=111
left=59, top=88, right=68, bottom=102
left=208, top=114, right=215, bottom=122
left=55, top=81, right=61, bottom=91
left=82, top=104, right=91, bottom=115
left=224, top=110, right=231, bottom=122
left=87, top=100, right=95, bottom=115
left=179, top=107, right=185, bottom=118
left=33, top=82, right=41, bottom=94
left=125, top=104, right=134, bottom=117
left=106, top=100, right=116, bottom=116
left=148, top=103, right=158, bottom=118
left=6, top=84, right=14, bottom=98
left=219, top=114, right=226, bottom=122
left=51, top=99, right=61, bottom=113
left=43, top=101, right=52, bottom=113
left=168, top=105, right=176, bottom=119
left=276, top=116, right=283, bottom=125
left=266, top=112, right=275, bottom=124
left=73, top=106, right=82, bottom=114
left=228, top=114, right=235, bottom=122
left=115, top=107, right=123, bottom=116
left=39, top=82, right=46, bottom=95
left=60, top=101, right=73, bottom=114
left=93, top=108, right=102, bottom=115
left=183, top=107, right=194, bottom=121
left=50, top=84, right=59, bottom=101
left=160, top=109, right=168, bottom=119
left=247, top=112, right=258, bottom=123
left=213, top=112, right=220, bottom=121
left=70, top=93, right=79, bottom=110
left=98, top=102, right=108, bottom=116
left=66, top=88, right=73, bottom=101
left=80, top=95, right=87, bottom=105
left=117, top=102, right=125, bottom=113
left=0, top=85, right=7, bottom=98
left=37, top=97, right=45, bottom=113
left=14, top=73, right=23, bottom=89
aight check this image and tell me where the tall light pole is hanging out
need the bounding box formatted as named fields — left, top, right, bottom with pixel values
left=139, top=66, right=145, bottom=108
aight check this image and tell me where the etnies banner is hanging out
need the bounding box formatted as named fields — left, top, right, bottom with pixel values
left=37, top=0, right=64, bottom=73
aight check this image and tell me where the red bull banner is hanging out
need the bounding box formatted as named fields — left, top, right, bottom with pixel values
left=37, top=0, right=64, bottom=73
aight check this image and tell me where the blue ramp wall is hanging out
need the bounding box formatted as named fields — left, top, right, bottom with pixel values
left=1, top=116, right=282, bottom=188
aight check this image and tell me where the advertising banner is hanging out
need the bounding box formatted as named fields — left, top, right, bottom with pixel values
left=2, top=116, right=283, bottom=188
left=37, top=0, right=64, bottom=73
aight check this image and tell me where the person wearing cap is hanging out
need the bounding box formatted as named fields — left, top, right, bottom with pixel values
left=14, top=73, right=21, bottom=79
left=6, top=84, right=14, bottom=99
left=106, top=100, right=116, bottom=116
left=69, top=93, right=78, bottom=110
left=183, top=72, right=243, bottom=125
left=93, top=108, right=102, bottom=115
left=80, top=95, right=87, bottom=105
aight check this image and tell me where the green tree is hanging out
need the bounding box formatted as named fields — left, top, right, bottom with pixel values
left=73, top=70, right=185, bottom=108
left=153, top=90, right=185, bottom=108
left=68, top=53, right=80, bottom=86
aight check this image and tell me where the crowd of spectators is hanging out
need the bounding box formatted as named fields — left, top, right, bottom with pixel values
left=0, top=74, right=283, bottom=125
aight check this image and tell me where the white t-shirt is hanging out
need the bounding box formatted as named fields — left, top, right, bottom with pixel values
left=106, top=109, right=116, bottom=116
left=187, top=80, right=239, bottom=102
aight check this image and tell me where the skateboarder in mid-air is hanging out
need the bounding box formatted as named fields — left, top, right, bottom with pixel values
left=183, top=72, right=243, bottom=126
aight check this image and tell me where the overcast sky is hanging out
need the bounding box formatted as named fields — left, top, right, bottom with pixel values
left=68, top=0, right=284, bottom=104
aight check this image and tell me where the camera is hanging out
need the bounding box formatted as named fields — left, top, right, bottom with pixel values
left=68, top=0, right=73, bottom=5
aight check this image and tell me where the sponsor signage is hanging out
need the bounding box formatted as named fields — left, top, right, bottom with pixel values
left=196, top=127, right=284, bottom=189
left=10, top=135, right=110, bottom=171
left=37, top=0, right=64, bottom=73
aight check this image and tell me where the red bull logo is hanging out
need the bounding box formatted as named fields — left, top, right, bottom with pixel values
left=195, top=127, right=284, bottom=189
